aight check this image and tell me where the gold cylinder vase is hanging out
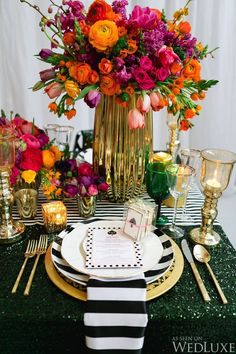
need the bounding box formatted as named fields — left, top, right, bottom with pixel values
left=93, top=95, right=153, bottom=202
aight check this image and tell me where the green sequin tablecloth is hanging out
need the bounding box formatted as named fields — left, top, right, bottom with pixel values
left=0, top=224, right=236, bottom=354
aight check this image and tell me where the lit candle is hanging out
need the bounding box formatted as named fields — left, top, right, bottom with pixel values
left=205, top=179, right=222, bottom=192
left=42, top=201, right=67, bottom=233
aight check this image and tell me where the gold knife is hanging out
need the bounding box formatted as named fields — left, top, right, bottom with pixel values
left=181, top=239, right=211, bottom=302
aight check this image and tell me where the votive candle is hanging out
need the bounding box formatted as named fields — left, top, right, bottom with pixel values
left=42, top=201, right=67, bottom=233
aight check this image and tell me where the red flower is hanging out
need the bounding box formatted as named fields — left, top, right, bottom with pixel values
left=19, top=148, right=43, bottom=172
left=180, top=119, right=191, bottom=131
left=13, top=117, right=40, bottom=136
left=87, top=0, right=117, bottom=24
left=77, top=162, right=94, bottom=176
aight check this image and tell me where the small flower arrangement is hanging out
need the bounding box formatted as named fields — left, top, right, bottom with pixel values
left=22, top=0, right=218, bottom=130
left=41, top=160, right=109, bottom=199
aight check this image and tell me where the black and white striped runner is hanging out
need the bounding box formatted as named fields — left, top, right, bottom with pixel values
left=84, top=274, right=148, bottom=353
left=11, top=183, right=219, bottom=227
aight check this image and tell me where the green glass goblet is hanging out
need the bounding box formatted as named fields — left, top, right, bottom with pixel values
left=146, top=163, right=170, bottom=227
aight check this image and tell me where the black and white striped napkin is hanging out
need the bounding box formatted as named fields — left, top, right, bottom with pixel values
left=84, top=274, right=148, bottom=353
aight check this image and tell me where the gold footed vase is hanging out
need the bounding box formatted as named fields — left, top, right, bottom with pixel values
left=93, top=95, right=153, bottom=203
left=0, top=170, right=25, bottom=244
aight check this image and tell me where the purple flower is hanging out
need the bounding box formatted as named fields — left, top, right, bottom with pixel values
left=38, top=49, right=53, bottom=59
left=67, top=159, right=77, bottom=172
left=112, top=0, right=128, bottom=19
left=66, top=1, right=84, bottom=16
left=143, top=21, right=168, bottom=54
left=115, top=66, right=132, bottom=85
left=84, top=90, right=101, bottom=108
left=79, top=176, right=93, bottom=188
left=39, top=69, right=56, bottom=82
left=36, top=132, right=49, bottom=148
left=0, top=117, right=10, bottom=126
left=64, top=184, right=79, bottom=198
left=130, top=6, right=157, bottom=30
left=113, top=57, right=125, bottom=70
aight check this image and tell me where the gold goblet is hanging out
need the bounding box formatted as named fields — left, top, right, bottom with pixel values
left=0, top=126, right=25, bottom=244
left=190, top=149, right=236, bottom=246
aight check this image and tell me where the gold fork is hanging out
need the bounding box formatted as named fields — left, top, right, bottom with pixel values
left=11, top=239, right=38, bottom=294
left=24, top=235, right=48, bottom=296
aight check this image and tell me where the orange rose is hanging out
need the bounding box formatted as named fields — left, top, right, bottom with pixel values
left=87, top=70, right=99, bottom=84
left=118, top=26, right=127, bottom=37
left=69, top=63, right=92, bottom=85
left=49, top=146, right=62, bottom=161
left=98, top=58, right=113, bottom=74
left=127, top=40, right=138, bottom=54
left=178, top=21, right=191, bottom=34
left=182, top=59, right=201, bottom=82
left=87, top=0, right=117, bottom=24
left=42, top=150, right=56, bottom=170
left=63, top=31, right=76, bottom=45
left=89, top=20, right=118, bottom=52
left=171, top=62, right=182, bottom=75
left=99, top=74, right=120, bottom=96
left=79, top=20, right=90, bottom=36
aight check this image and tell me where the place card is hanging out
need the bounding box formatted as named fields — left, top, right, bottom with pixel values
left=85, top=226, right=143, bottom=269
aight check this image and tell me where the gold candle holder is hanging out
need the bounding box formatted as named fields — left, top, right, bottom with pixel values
left=42, top=201, right=67, bottom=234
left=166, top=114, right=180, bottom=163
left=0, top=126, right=25, bottom=244
left=190, top=149, right=236, bottom=246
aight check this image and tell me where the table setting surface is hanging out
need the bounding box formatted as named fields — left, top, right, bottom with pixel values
left=1, top=186, right=236, bottom=354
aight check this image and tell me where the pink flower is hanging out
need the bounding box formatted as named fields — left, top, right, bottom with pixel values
left=44, top=82, right=63, bottom=99
left=37, top=132, right=50, bottom=148
left=158, top=46, right=180, bottom=68
left=137, top=94, right=151, bottom=113
left=140, top=56, right=153, bottom=71
left=39, top=68, right=56, bottom=82
left=128, top=109, right=145, bottom=129
left=150, top=92, right=161, bottom=111
left=131, top=5, right=157, bottom=29
left=12, top=117, right=40, bottom=136
left=21, top=134, right=41, bottom=149
left=78, top=162, right=94, bottom=176
left=84, top=90, right=101, bottom=108
left=155, top=67, right=170, bottom=81
left=133, top=68, right=155, bottom=90
left=88, top=184, right=98, bottom=196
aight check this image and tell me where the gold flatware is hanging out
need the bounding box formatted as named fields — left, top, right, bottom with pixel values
left=11, top=239, right=38, bottom=294
left=193, top=244, right=228, bottom=304
left=24, top=235, right=48, bottom=296
left=181, top=239, right=210, bottom=302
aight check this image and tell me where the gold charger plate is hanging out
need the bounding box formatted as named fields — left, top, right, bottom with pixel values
left=44, top=238, right=184, bottom=302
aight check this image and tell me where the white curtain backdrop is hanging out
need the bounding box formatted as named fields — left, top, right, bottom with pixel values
left=1, top=0, right=236, bottom=186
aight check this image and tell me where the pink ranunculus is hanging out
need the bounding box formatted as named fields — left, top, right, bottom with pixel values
left=150, top=92, right=161, bottom=111
left=158, top=46, right=180, bottom=68
left=131, top=5, right=157, bottom=29
left=155, top=67, right=170, bottom=81
left=128, top=109, right=145, bottom=130
left=39, top=68, right=56, bottom=82
left=21, top=134, right=41, bottom=149
left=78, top=162, right=94, bottom=176
left=133, top=68, right=155, bottom=90
left=88, top=184, right=98, bottom=196
left=44, top=82, right=63, bottom=99
left=140, top=56, right=153, bottom=71
left=137, top=94, right=151, bottom=113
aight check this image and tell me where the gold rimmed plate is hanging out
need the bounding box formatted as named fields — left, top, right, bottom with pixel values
left=45, top=238, right=184, bottom=302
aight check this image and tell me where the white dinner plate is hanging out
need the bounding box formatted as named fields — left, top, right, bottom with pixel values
left=60, top=220, right=163, bottom=278
left=51, top=219, right=174, bottom=285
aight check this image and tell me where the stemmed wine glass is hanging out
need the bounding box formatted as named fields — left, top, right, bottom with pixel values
left=162, top=164, right=195, bottom=238
left=146, top=162, right=170, bottom=226
left=55, top=125, right=74, bottom=155
left=179, top=148, right=201, bottom=221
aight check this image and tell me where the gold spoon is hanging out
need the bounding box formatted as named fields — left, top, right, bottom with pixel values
left=193, top=244, right=228, bottom=305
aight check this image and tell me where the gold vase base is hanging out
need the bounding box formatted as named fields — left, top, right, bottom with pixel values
left=0, top=221, right=25, bottom=244
left=189, top=227, right=221, bottom=247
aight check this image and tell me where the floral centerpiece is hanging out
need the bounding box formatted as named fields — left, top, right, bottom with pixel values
left=22, top=0, right=218, bottom=130
left=41, top=159, right=109, bottom=199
